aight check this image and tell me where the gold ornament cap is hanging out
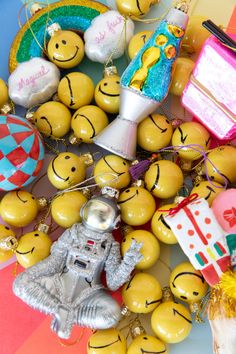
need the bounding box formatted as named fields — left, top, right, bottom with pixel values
left=101, top=186, right=120, bottom=200
left=193, top=175, right=204, bottom=186
left=81, top=187, right=92, bottom=199
left=180, top=159, right=192, bottom=172
left=81, top=153, right=94, bottom=167
left=47, top=23, right=61, bottom=37
left=103, top=66, right=118, bottom=78
left=30, top=3, right=43, bottom=16
left=37, top=223, right=50, bottom=234
left=1, top=103, right=12, bottom=114
left=37, top=197, right=48, bottom=210
left=174, top=0, right=189, bottom=13
left=69, top=133, right=81, bottom=145
left=121, top=224, right=134, bottom=236
left=131, top=319, right=146, bottom=339
left=121, top=305, right=132, bottom=317
left=132, top=179, right=144, bottom=188
left=162, top=286, right=174, bottom=302
left=0, top=236, right=18, bottom=251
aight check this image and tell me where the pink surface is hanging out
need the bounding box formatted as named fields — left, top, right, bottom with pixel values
left=0, top=264, right=45, bottom=354
left=212, top=189, right=236, bottom=234
left=182, top=34, right=236, bottom=140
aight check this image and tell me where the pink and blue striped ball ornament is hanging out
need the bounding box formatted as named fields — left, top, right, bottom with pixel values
left=0, top=114, right=44, bottom=190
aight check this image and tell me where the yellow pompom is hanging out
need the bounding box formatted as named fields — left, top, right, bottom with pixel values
left=220, top=270, right=236, bottom=300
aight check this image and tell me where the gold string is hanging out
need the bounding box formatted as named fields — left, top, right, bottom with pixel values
left=58, top=328, right=85, bottom=347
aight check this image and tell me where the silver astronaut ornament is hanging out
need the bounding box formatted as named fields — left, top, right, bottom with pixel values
left=13, top=187, right=142, bottom=339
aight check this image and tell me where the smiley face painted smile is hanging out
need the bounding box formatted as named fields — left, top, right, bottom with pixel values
left=53, top=46, right=79, bottom=62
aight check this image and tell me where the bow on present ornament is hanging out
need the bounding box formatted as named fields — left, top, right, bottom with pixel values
left=164, top=195, right=231, bottom=287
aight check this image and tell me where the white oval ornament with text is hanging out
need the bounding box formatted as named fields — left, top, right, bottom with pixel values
left=84, top=10, right=134, bottom=63
left=8, top=57, right=60, bottom=108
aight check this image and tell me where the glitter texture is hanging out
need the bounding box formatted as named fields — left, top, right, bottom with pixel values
left=9, top=0, right=108, bottom=72
left=121, top=19, right=183, bottom=102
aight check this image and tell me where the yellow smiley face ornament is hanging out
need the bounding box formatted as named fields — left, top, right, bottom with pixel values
left=47, top=30, right=84, bottom=69
left=144, top=160, right=184, bottom=199
left=58, top=72, right=94, bottom=110
left=71, top=105, right=109, bottom=144
left=118, top=186, right=156, bottom=226
left=47, top=152, right=93, bottom=190
left=93, top=154, right=131, bottom=189
left=151, top=301, right=192, bottom=343
left=191, top=180, right=225, bottom=206
left=16, top=231, right=52, bottom=268
left=0, top=78, right=9, bottom=108
left=116, top=0, right=159, bottom=18
left=122, top=229, right=160, bottom=270
left=95, top=69, right=120, bottom=114
left=172, top=121, right=211, bottom=162
left=170, top=262, right=208, bottom=304
left=0, top=190, right=39, bottom=227
left=127, top=335, right=168, bottom=354
left=87, top=328, right=126, bottom=354
left=33, top=101, right=72, bottom=138
left=151, top=203, right=178, bottom=244
left=122, top=272, right=162, bottom=313
left=138, top=114, right=173, bottom=152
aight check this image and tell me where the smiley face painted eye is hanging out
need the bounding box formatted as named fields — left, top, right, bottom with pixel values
left=71, top=167, right=76, bottom=172
left=104, top=83, right=108, bottom=86
left=55, top=43, right=59, bottom=49
left=62, top=39, right=67, bottom=45
left=123, top=161, right=126, bottom=165
left=125, top=189, right=130, bottom=193
left=34, top=233, right=39, bottom=237
left=193, top=291, right=199, bottom=296
left=116, top=81, right=120, bottom=84
left=65, top=155, right=71, bottom=160
left=143, top=336, right=148, bottom=340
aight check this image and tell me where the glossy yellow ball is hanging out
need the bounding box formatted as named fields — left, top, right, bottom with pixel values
left=33, top=101, right=71, bottom=138
left=121, top=230, right=160, bottom=270
left=0, top=224, right=16, bottom=262
left=0, top=191, right=38, bottom=227
left=137, top=114, right=173, bottom=152
left=0, top=78, right=9, bottom=108
left=94, top=154, right=131, bottom=189
left=191, top=180, right=225, bottom=206
left=151, top=203, right=178, bottom=244
left=47, top=152, right=88, bottom=190
left=122, top=272, right=162, bottom=313
left=128, top=31, right=153, bottom=60
left=151, top=301, right=192, bottom=343
left=16, top=231, right=52, bottom=268
left=95, top=75, right=120, bottom=114
left=170, top=57, right=195, bottom=96
left=144, top=160, right=184, bottom=199
left=47, top=30, right=84, bottom=69
left=182, top=16, right=210, bottom=54
left=171, top=122, right=211, bottom=161
left=116, top=0, right=158, bottom=18
left=170, top=262, right=208, bottom=304
left=51, top=191, right=87, bottom=228
left=58, top=72, right=94, bottom=110
left=205, top=145, right=236, bottom=185
left=71, top=105, right=109, bottom=143
left=127, top=335, right=168, bottom=354
left=118, top=187, right=156, bottom=226
left=87, top=328, right=126, bottom=354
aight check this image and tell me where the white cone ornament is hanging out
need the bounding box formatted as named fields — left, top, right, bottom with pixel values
left=8, top=57, right=60, bottom=108
left=84, top=10, right=134, bottom=64
left=94, top=1, right=189, bottom=160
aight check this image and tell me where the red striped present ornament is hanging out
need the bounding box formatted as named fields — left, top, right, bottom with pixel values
left=165, top=196, right=230, bottom=286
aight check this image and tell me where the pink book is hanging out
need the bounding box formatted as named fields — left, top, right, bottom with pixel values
left=182, top=34, right=236, bottom=140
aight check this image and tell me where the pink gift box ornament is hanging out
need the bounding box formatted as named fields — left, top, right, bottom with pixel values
left=164, top=196, right=230, bottom=286
left=182, top=35, right=236, bottom=140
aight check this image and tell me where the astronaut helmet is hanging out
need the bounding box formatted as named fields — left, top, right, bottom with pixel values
left=80, top=187, right=121, bottom=233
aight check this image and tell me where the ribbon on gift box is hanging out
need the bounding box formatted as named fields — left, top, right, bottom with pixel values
left=190, top=75, right=236, bottom=123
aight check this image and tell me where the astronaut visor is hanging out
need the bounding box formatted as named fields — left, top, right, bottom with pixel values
left=82, top=200, right=116, bottom=231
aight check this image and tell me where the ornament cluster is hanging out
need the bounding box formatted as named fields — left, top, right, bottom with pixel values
left=0, top=0, right=235, bottom=353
